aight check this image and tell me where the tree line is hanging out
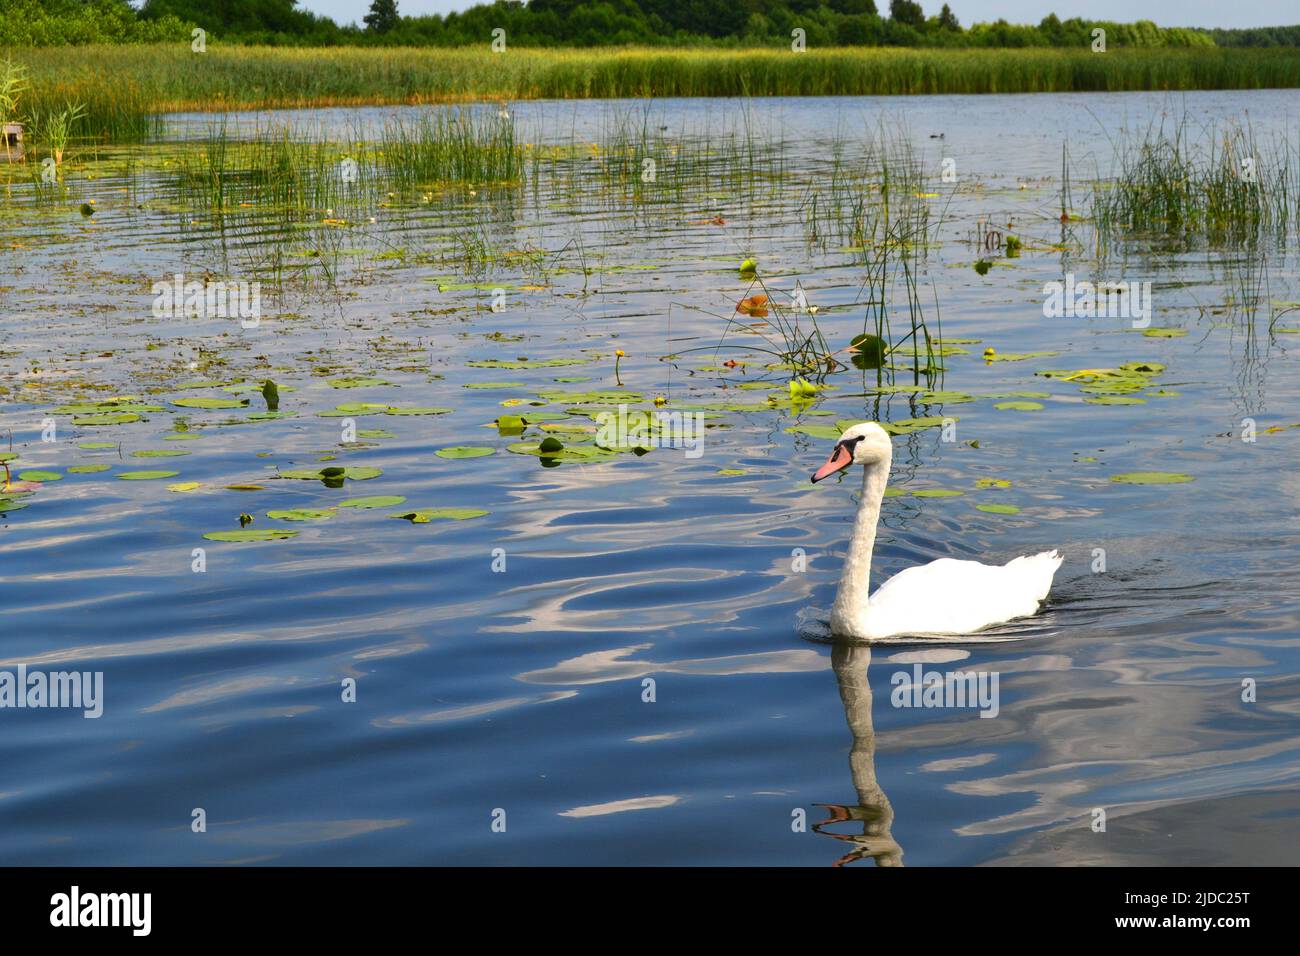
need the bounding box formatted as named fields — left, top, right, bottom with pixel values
left=1, top=0, right=1292, bottom=48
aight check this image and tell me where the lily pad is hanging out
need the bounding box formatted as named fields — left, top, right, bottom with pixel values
left=436, top=446, right=495, bottom=460
left=975, top=503, right=1021, bottom=514
left=1084, top=395, right=1146, bottom=405
left=339, top=496, right=407, bottom=509
left=266, top=509, right=336, bottom=522
left=67, top=464, right=111, bottom=474
left=279, top=466, right=383, bottom=481
left=203, top=528, right=300, bottom=542
left=390, top=508, right=490, bottom=523
left=467, top=358, right=589, bottom=369
left=912, top=489, right=964, bottom=498
left=1109, top=472, right=1194, bottom=485
left=172, top=398, right=248, bottom=410
left=131, top=449, right=191, bottom=458
left=384, top=407, right=452, bottom=416
left=74, top=413, right=141, bottom=426
left=785, top=424, right=842, bottom=440
left=329, top=377, right=391, bottom=388
left=18, top=470, right=62, bottom=482
left=168, top=482, right=202, bottom=492
left=117, top=470, right=180, bottom=480
left=993, top=401, right=1044, bottom=411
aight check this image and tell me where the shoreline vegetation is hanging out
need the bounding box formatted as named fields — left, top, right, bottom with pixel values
left=4, top=46, right=1300, bottom=142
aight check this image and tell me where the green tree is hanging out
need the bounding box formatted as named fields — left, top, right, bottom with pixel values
left=889, top=0, right=924, bottom=29
left=364, top=0, right=400, bottom=33
left=937, top=3, right=958, bottom=30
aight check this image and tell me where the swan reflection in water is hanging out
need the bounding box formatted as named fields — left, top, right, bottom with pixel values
left=813, top=644, right=904, bottom=867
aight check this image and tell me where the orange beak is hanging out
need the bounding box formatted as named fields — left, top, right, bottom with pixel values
left=811, top=442, right=853, bottom=483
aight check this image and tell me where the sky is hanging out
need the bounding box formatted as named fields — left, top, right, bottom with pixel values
left=297, top=0, right=1299, bottom=31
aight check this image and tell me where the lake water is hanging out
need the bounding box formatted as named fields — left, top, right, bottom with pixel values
left=2, top=90, right=1299, bottom=865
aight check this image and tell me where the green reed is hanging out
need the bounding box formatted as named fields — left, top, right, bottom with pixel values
left=1091, top=116, right=1300, bottom=248
left=6, top=46, right=1300, bottom=146
left=379, top=108, right=521, bottom=190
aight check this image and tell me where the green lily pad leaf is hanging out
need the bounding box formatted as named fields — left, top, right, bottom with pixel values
left=164, top=432, right=205, bottom=441
left=1084, top=395, right=1146, bottom=405
left=785, top=424, right=842, bottom=440
left=74, top=413, right=141, bottom=425
left=537, top=390, right=642, bottom=404
left=67, top=464, right=111, bottom=474
left=18, top=470, right=61, bottom=482
left=172, top=398, right=248, bottom=410
left=329, top=377, right=391, bottom=388
left=339, top=495, right=407, bottom=509
left=1109, top=472, right=1195, bottom=485
left=507, top=442, right=616, bottom=462
left=390, top=508, right=490, bottom=523
left=318, top=403, right=391, bottom=417
left=78, top=442, right=118, bottom=449
left=463, top=381, right=526, bottom=389
left=131, top=449, right=191, bottom=458
left=985, top=351, right=1058, bottom=362
left=266, top=509, right=336, bottom=521
left=359, top=429, right=395, bottom=439
left=0, top=498, right=29, bottom=512
left=203, top=528, right=300, bottom=542
left=976, top=503, right=1021, bottom=514
left=1141, top=328, right=1187, bottom=338
left=467, top=358, right=590, bottom=370
left=920, top=391, right=975, bottom=404
left=911, top=489, right=964, bottom=498
left=278, top=466, right=383, bottom=481
left=848, top=334, right=887, bottom=368
left=117, top=470, right=180, bottom=480
left=716, top=468, right=748, bottom=476
left=878, top=416, right=955, bottom=435
left=974, top=478, right=1012, bottom=489
left=384, top=407, right=452, bottom=416
left=994, top=401, right=1044, bottom=411
left=436, top=446, right=495, bottom=460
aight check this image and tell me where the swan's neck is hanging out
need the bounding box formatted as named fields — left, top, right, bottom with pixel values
left=831, top=459, right=889, bottom=624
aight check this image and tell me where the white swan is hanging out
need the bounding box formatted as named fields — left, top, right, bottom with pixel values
left=811, top=422, right=1062, bottom=640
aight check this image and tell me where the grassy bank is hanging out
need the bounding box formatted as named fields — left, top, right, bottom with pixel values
left=5, top=44, right=1300, bottom=142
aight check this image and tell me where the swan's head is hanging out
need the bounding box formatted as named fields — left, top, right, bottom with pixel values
left=810, top=422, right=892, bottom=483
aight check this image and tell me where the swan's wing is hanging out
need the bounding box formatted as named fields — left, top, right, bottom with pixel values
left=867, top=551, right=1062, bottom=636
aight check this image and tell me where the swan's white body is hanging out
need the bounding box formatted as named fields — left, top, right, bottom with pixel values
left=814, top=422, right=1062, bottom=641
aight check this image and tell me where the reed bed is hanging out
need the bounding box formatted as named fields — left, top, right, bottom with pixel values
left=1091, top=118, right=1300, bottom=248
left=4, top=45, right=1300, bottom=146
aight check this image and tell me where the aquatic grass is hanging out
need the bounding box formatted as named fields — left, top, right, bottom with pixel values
left=379, top=108, right=522, bottom=190
left=1090, top=115, right=1300, bottom=249
left=5, top=46, right=1300, bottom=147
